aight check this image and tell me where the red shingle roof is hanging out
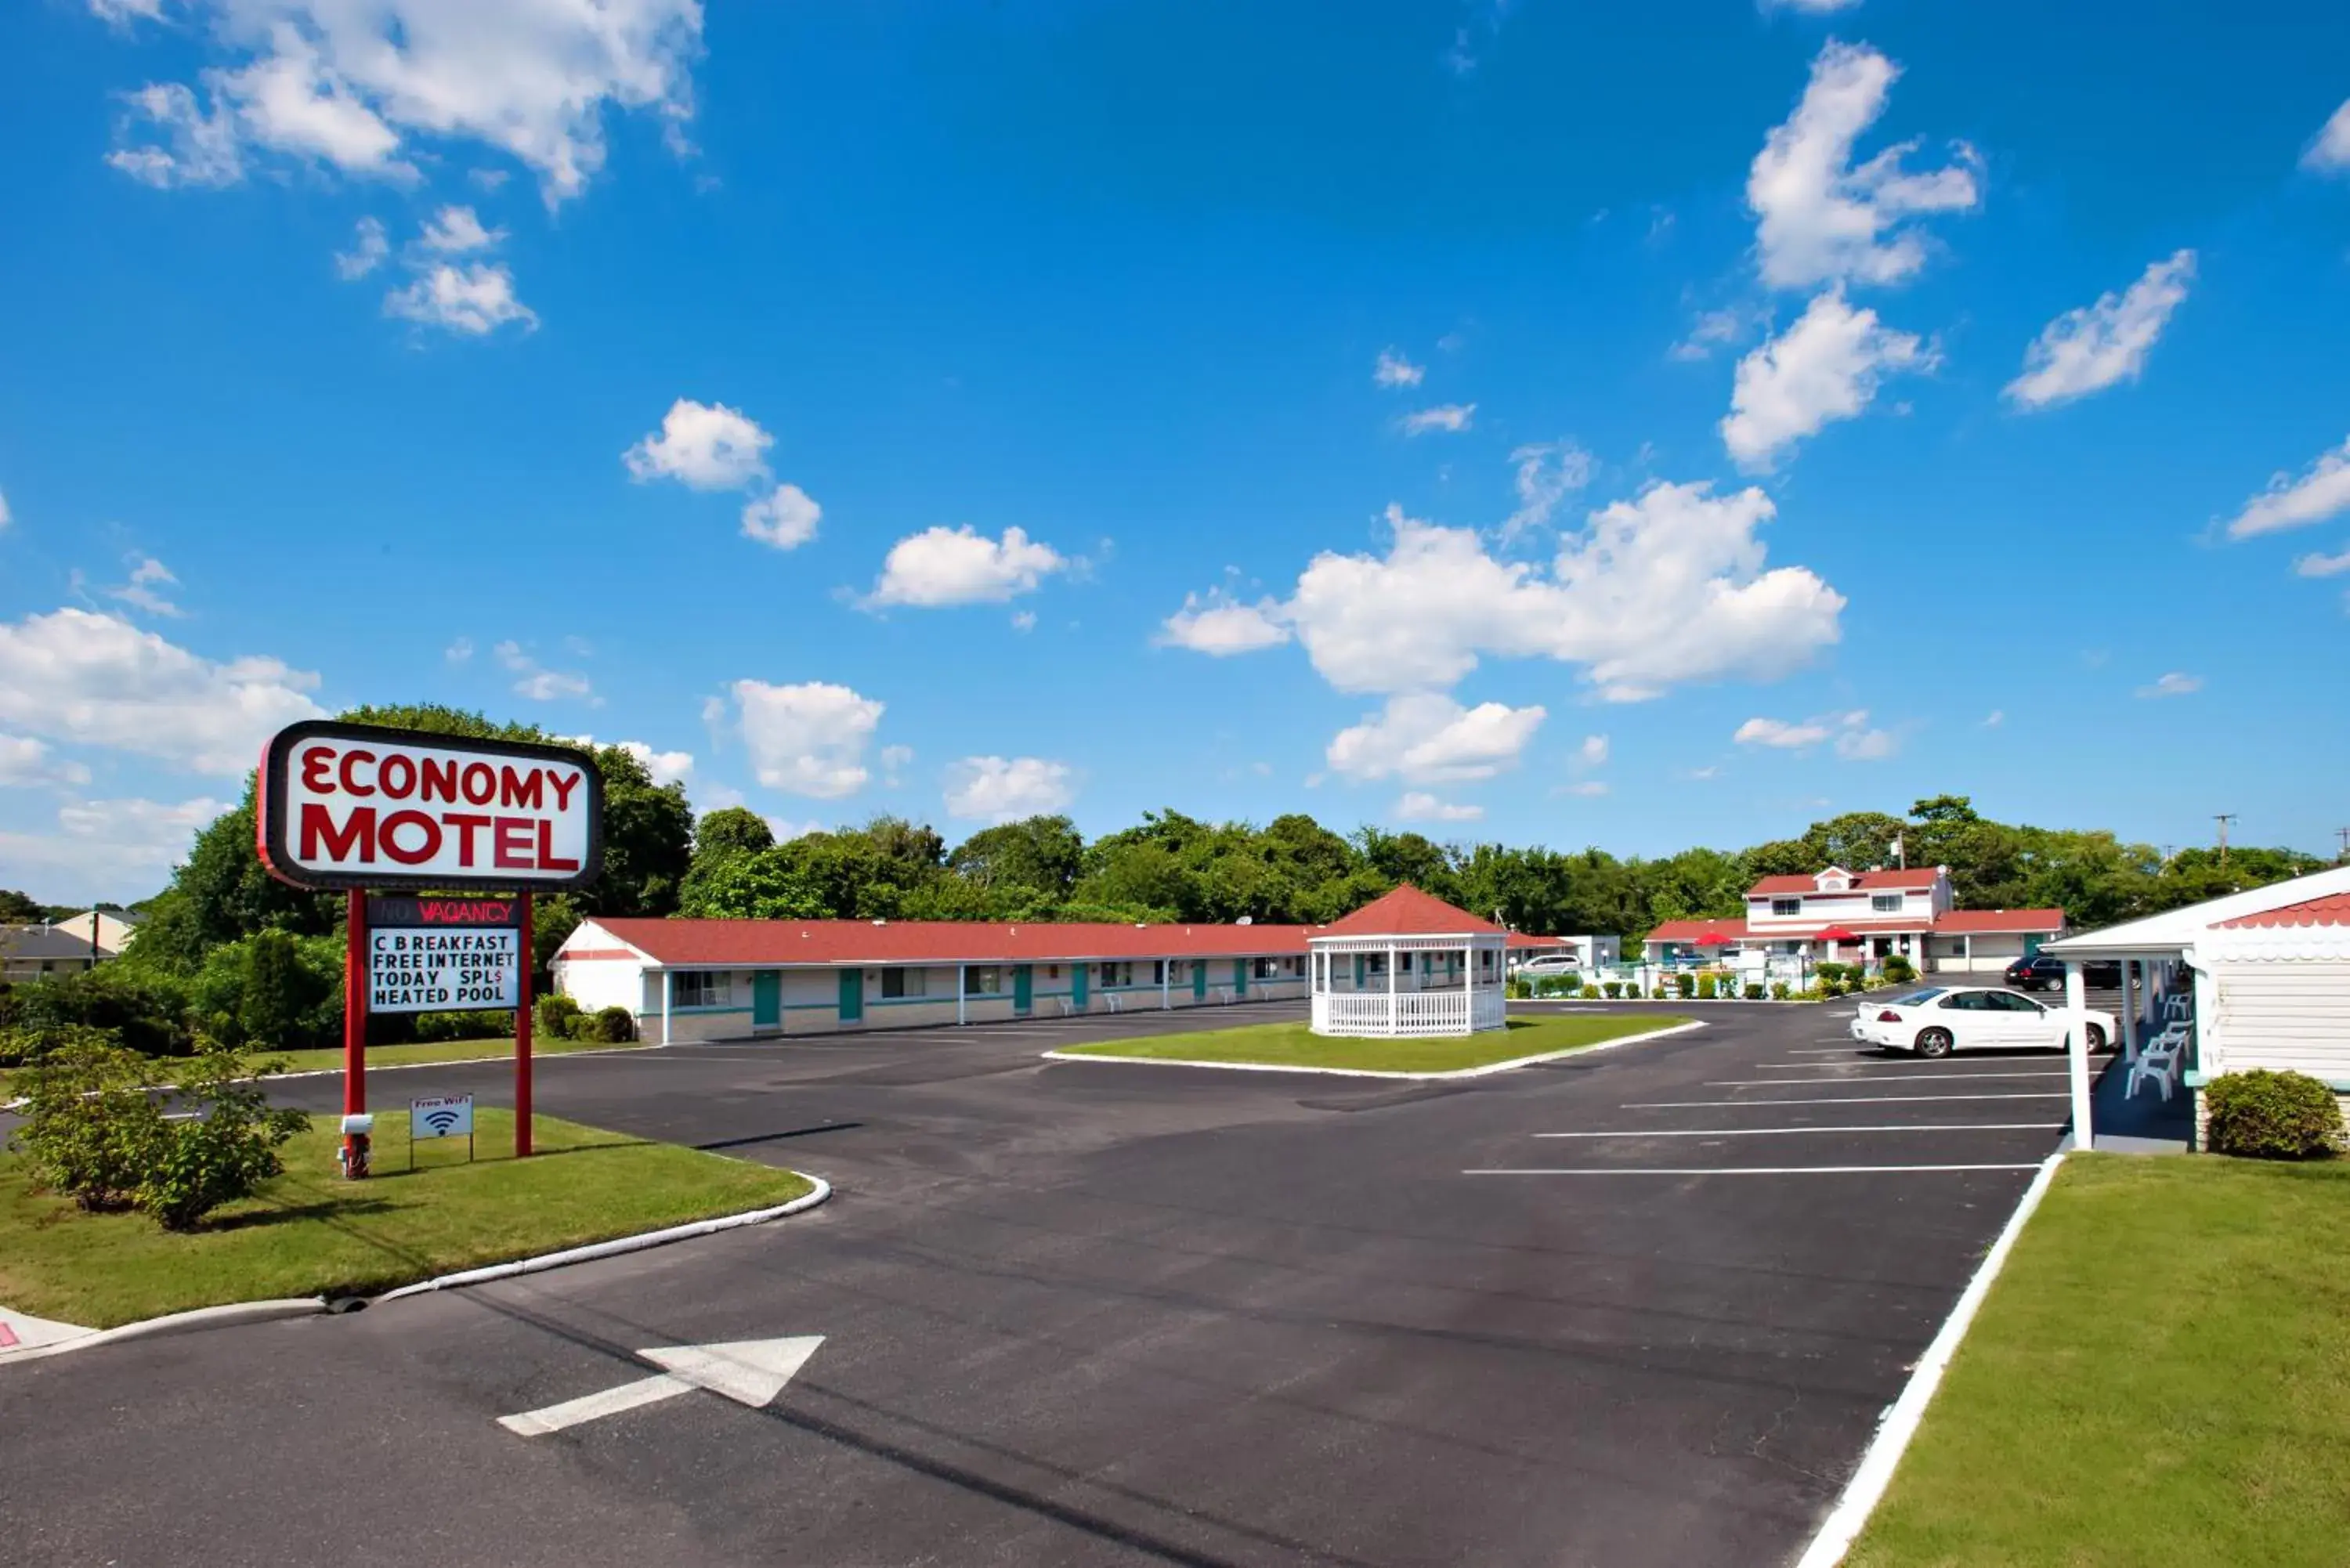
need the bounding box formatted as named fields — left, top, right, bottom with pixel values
left=1748, top=867, right=1945, bottom=896
left=1316, top=884, right=1502, bottom=937
left=572, top=918, right=1318, bottom=967
left=2218, top=892, right=2350, bottom=930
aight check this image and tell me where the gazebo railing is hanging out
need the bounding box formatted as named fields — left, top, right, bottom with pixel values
left=1311, top=990, right=1506, bottom=1037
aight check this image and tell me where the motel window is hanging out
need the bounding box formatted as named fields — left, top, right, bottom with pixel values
left=880, top=967, right=927, bottom=999
left=1100, top=961, right=1131, bottom=988
left=1152, top=960, right=1167, bottom=985
left=1871, top=894, right=1903, bottom=914
left=674, top=972, right=732, bottom=1008
left=1770, top=898, right=1801, bottom=916
left=965, top=966, right=1000, bottom=996
left=1253, top=957, right=1278, bottom=980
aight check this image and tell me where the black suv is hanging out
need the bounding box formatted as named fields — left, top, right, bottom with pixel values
left=2005, top=952, right=2121, bottom=991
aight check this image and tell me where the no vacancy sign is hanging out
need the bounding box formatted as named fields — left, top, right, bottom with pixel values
left=367, top=896, right=522, bottom=1013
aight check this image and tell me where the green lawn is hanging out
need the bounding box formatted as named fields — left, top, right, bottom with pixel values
left=265, top=1033, right=641, bottom=1075
left=0, top=1109, right=812, bottom=1329
left=1849, top=1154, right=2350, bottom=1568
left=1054, top=1012, right=1688, bottom=1074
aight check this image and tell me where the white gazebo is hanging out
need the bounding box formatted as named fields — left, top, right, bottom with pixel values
left=1308, top=885, right=1509, bottom=1037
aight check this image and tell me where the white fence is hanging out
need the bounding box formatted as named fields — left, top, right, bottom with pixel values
left=1311, top=989, right=1509, bottom=1037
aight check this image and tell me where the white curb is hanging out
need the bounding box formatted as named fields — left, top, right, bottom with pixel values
left=373, top=1174, right=832, bottom=1303
left=1793, top=1151, right=2066, bottom=1568
left=0, top=1296, right=328, bottom=1366
left=1039, top=1020, right=1706, bottom=1081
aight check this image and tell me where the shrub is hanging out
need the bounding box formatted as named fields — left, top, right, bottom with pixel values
left=1882, top=955, right=1918, bottom=985
left=535, top=995, right=584, bottom=1042
left=1653, top=985, right=1670, bottom=1000
left=1696, top=974, right=1717, bottom=999
left=1744, top=983, right=1766, bottom=1001
left=1506, top=977, right=1531, bottom=999
left=591, top=1006, right=635, bottom=1044
left=1815, top=962, right=1846, bottom=985
left=1579, top=985, right=1601, bottom=999
left=0, top=964, right=194, bottom=1057
left=2204, top=1071, right=2347, bottom=1161
left=1770, top=981, right=1791, bottom=1001
left=414, top=1009, right=515, bottom=1043
left=1675, top=972, right=1696, bottom=999
left=134, top=1046, right=310, bottom=1231
left=5, top=1027, right=166, bottom=1210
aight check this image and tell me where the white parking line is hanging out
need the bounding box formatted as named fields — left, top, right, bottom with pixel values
left=1623, top=1092, right=2070, bottom=1107
left=1708, top=1071, right=2071, bottom=1086
left=1535, top=1123, right=2062, bottom=1138
left=1466, top=1164, right=2044, bottom=1176
left=1762, top=1060, right=2064, bottom=1070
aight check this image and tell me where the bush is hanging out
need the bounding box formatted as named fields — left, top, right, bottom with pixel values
left=2204, top=1071, right=2348, bottom=1161
left=1696, top=974, right=1717, bottom=999
left=591, top=1006, right=635, bottom=1043
left=1675, top=972, right=1696, bottom=999
left=1770, top=981, right=1791, bottom=1001
left=535, top=995, right=584, bottom=1041
left=0, top=964, right=194, bottom=1057
left=414, top=1009, right=515, bottom=1043
left=1744, top=983, right=1766, bottom=1001
left=1579, top=985, right=1601, bottom=999
left=1882, top=955, right=1918, bottom=985
left=1653, top=985, right=1670, bottom=1000
left=1816, top=962, right=1846, bottom=985
left=1506, top=977, right=1531, bottom=999
left=5, top=1027, right=166, bottom=1210
left=134, top=1046, right=310, bottom=1230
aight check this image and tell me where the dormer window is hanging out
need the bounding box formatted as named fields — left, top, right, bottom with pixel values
left=1815, top=867, right=1852, bottom=892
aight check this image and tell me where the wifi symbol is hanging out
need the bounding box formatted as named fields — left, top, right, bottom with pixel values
left=422, top=1109, right=463, bottom=1136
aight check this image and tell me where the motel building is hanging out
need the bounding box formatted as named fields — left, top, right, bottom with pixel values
left=1640, top=865, right=2066, bottom=974
left=552, top=885, right=1514, bottom=1044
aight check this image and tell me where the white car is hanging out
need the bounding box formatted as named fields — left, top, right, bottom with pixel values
left=1514, top=954, right=1585, bottom=978
left=1849, top=986, right=2115, bottom=1058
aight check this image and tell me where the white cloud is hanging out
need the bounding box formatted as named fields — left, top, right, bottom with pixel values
left=1395, top=791, right=1481, bottom=823
left=1327, top=693, right=1546, bottom=786
left=444, top=636, right=473, bottom=664
left=0, top=609, right=324, bottom=775
left=1762, top=0, right=1862, bottom=11
left=1558, top=780, right=1610, bottom=798
left=740, top=484, right=821, bottom=550
left=944, top=756, right=1076, bottom=822
left=1399, top=403, right=1476, bottom=435
left=1734, top=709, right=1893, bottom=758
left=1503, top=439, right=1595, bottom=537
left=418, top=204, right=502, bottom=253
left=1722, top=289, right=1929, bottom=470
left=727, top=679, right=883, bottom=799
left=0, top=735, right=93, bottom=789
left=1983, top=709, right=2005, bottom=727
left=100, top=0, right=703, bottom=204
left=0, top=490, right=10, bottom=530
left=1574, top=734, right=1610, bottom=768
left=624, top=399, right=772, bottom=490
left=0, top=795, right=226, bottom=904
left=2295, top=546, right=2350, bottom=578
left=334, top=215, right=389, bottom=279
left=2304, top=99, right=2350, bottom=173
left=866, top=526, right=1066, bottom=608
left=1748, top=41, right=1980, bottom=291
left=877, top=743, right=913, bottom=787
left=2005, top=251, right=2196, bottom=410
left=385, top=262, right=535, bottom=335
left=615, top=739, right=692, bottom=788
left=2136, top=672, right=2204, bottom=699
left=1373, top=348, right=1425, bottom=388
left=91, top=0, right=172, bottom=23
left=1010, top=610, right=1037, bottom=634
left=2225, top=436, right=2350, bottom=539
left=493, top=641, right=595, bottom=704
left=1158, top=591, right=1292, bottom=655
left=1669, top=306, right=1759, bottom=363
left=107, top=557, right=184, bottom=618
left=1286, top=487, right=1842, bottom=701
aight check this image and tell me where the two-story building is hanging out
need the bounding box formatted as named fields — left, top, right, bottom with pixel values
left=1641, top=865, right=2065, bottom=975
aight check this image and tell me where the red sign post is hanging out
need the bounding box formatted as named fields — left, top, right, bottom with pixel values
left=256, top=723, right=602, bottom=1176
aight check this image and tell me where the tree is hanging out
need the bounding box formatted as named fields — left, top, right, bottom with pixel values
left=0, top=888, right=45, bottom=923
left=577, top=743, right=694, bottom=918
left=694, top=807, right=776, bottom=862
left=948, top=815, right=1084, bottom=897
left=678, top=848, right=827, bottom=919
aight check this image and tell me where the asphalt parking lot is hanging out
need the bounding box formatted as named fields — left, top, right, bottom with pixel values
left=1, top=999, right=2088, bottom=1568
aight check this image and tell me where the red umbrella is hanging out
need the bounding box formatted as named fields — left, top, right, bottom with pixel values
left=1694, top=930, right=1732, bottom=945
left=1817, top=926, right=1858, bottom=943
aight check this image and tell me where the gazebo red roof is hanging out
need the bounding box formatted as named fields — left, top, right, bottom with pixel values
left=1316, top=884, right=1502, bottom=938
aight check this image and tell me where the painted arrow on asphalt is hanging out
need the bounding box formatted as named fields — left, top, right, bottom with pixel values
left=497, top=1337, right=824, bottom=1436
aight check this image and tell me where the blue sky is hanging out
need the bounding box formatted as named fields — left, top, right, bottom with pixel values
left=3, top=0, right=2348, bottom=904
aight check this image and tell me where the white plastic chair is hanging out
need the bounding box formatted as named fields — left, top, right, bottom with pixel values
left=2127, top=1024, right=2189, bottom=1101
left=2162, top=993, right=2192, bottom=1024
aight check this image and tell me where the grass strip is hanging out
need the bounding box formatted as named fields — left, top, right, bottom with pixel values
left=0, top=1109, right=811, bottom=1329
left=1055, top=1012, right=1688, bottom=1074
left=1849, top=1154, right=2350, bottom=1568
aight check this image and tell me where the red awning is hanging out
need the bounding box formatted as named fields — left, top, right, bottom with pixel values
left=1817, top=926, right=1858, bottom=942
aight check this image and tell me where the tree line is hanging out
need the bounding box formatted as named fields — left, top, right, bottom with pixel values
left=2, top=702, right=2331, bottom=1059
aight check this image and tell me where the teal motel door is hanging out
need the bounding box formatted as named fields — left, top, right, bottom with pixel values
left=1013, top=964, right=1033, bottom=1016
left=752, top=971, right=781, bottom=1031
left=837, top=968, right=863, bottom=1024
left=1192, top=960, right=1208, bottom=1000
left=1071, top=963, right=1089, bottom=1011
left=1233, top=958, right=1249, bottom=998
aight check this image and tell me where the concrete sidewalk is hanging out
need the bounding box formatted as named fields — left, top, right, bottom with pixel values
left=0, top=1304, right=94, bottom=1357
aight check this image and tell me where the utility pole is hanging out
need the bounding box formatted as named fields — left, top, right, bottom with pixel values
left=2214, top=813, right=2236, bottom=869
left=2336, top=826, right=2349, bottom=862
